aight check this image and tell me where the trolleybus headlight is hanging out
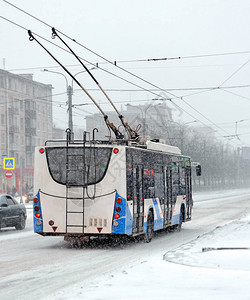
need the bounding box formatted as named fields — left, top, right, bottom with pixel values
left=39, top=148, right=45, bottom=154
left=36, top=220, right=42, bottom=226
left=34, top=206, right=39, bottom=212
left=113, top=221, right=119, bottom=227
left=116, top=207, right=121, bottom=212
left=113, top=148, right=119, bottom=154
left=114, top=213, right=120, bottom=219
left=116, top=197, right=122, bottom=204
left=35, top=213, right=41, bottom=218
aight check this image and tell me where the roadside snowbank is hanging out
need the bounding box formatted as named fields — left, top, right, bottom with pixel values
left=50, top=212, right=250, bottom=300
left=164, top=214, right=250, bottom=271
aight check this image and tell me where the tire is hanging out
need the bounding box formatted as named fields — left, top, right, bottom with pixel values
left=144, top=211, right=154, bottom=243
left=15, top=214, right=26, bottom=230
left=176, top=207, right=184, bottom=232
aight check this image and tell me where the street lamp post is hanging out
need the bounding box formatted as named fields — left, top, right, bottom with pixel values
left=235, top=119, right=244, bottom=139
left=127, top=103, right=160, bottom=136
left=42, top=69, right=73, bottom=130
left=42, top=68, right=96, bottom=136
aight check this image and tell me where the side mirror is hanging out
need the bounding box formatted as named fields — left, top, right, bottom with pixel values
left=196, top=165, right=201, bottom=176
left=0, top=203, right=8, bottom=208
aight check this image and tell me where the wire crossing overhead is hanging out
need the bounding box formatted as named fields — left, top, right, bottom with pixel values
left=27, top=29, right=124, bottom=140
left=27, top=29, right=139, bottom=140
left=51, top=27, right=138, bottom=140
left=1, top=0, right=247, bottom=145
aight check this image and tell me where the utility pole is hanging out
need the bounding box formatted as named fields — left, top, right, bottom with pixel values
left=67, top=85, right=73, bottom=132
left=20, top=157, right=24, bottom=202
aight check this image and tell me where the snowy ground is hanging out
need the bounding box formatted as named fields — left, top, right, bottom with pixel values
left=1, top=189, right=250, bottom=300
left=48, top=190, right=250, bottom=300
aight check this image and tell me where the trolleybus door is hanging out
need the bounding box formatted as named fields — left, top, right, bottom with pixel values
left=185, top=166, right=192, bottom=220
left=165, top=167, right=172, bottom=225
left=132, top=165, right=144, bottom=234
left=171, top=164, right=180, bottom=222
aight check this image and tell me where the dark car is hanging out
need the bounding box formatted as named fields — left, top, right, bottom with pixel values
left=0, top=194, right=27, bottom=230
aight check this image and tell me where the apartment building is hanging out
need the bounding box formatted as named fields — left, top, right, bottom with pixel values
left=0, top=69, right=53, bottom=195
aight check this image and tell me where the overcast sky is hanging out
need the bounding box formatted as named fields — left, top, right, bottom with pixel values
left=1, top=0, right=250, bottom=147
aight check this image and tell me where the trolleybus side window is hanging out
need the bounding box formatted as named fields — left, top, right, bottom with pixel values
left=172, top=163, right=180, bottom=198
left=46, top=147, right=112, bottom=186
left=154, top=165, right=164, bottom=203
left=179, top=166, right=186, bottom=195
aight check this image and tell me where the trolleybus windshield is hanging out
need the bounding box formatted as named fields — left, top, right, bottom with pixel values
left=46, top=147, right=112, bottom=186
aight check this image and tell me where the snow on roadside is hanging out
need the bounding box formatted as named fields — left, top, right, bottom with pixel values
left=50, top=213, right=250, bottom=300
left=193, top=187, right=250, bottom=202
left=164, top=214, right=250, bottom=271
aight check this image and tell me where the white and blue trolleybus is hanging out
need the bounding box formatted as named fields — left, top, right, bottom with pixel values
left=33, top=132, right=201, bottom=243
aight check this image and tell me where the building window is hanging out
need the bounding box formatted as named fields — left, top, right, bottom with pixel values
left=20, top=118, right=24, bottom=130
left=14, top=99, right=19, bottom=113
left=20, top=101, right=23, bottom=111
left=30, top=101, right=36, bottom=110
left=26, top=85, right=30, bottom=95
left=15, top=153, right=19, bottom=165
left=1, top=133, right=5, bottom=144
left=21, top=136, right=24, bottom=146
left=15, top=135, right=19, bottom=146
left=0, top=76, right=4, bottom=88
left=8, top=97, right=12, bottom=108
left=9, top=134, right=14, bottom=146
left=0, top=96, right=4, bottom=106
left=25, top=100, right=30, bottom=110
left=26, top=153, right=32, bottom=166
left=9, top=115, right=13, bottom=127
left=32, top=137, right=36, bottom=146
left=1, top=114, right=4, bottom=126
left=31, top=118, right=36, bottom=129
left=8, top=78, right=12, bottom=90
left=26, top=136, right=31, bottom=147
left=14, top=117, right=18, bottom=127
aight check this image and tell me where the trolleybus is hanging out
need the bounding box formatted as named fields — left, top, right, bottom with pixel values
left=33, top=132, right=201, bottom=243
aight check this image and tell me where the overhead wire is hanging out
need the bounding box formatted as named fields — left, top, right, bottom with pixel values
left=0, top=13, right=204, bottom=127
left=1, top=2, right=249, bottom=145
left=219, top=59, right=250, bottom=87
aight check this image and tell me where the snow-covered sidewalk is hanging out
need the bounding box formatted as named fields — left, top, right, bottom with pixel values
left=50, top=212, right=250, bottom=300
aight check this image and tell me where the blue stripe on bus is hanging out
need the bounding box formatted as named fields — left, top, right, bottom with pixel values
left=112, top=192, right=128, bottom=235
left=125, top=202, right=133, bottom=235
left=33, top=191, right=43, bottom=233
left=152, top=198, right=164, bottom=230
left=171, top=214, right=181, bottom=225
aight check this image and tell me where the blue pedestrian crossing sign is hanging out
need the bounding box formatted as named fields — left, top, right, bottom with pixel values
left=3, top=157, right=15, bottom=170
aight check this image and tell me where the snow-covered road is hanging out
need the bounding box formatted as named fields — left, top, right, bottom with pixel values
left=0, top=190, right=250, bottom=300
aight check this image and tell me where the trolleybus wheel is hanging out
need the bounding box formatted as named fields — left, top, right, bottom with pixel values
left=144, top=211, right=154, bottom=243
